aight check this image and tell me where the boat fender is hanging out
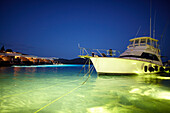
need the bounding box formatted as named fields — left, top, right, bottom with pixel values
left=160, top=67, right=164, bottom=72
left=144, top=66, right=147, bottom=72
left=154, top=66, right=158, bottom=71
left=149, top=67, right=154, bottom=72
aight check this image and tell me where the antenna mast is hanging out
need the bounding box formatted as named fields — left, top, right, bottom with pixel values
left=153, top=11, right=156, bottom=39
left=135, top=26, right=141, bottom=37
left=150, top=0, right=152, bottom=38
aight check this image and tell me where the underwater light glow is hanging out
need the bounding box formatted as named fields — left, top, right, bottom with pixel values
left=88, top=107, right=108, bottom=113
left=129, top=88, right=140, bottom=93
left=157, top=92, right=170, bottom=100
left=129, top=87, right=170, bottom=100
left=1, top=66, right=170, bottom=113
left=134, top=71, right=140, bottom=74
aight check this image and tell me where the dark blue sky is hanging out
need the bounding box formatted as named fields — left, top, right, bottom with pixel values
left=0, top=0, right=170, bottom=59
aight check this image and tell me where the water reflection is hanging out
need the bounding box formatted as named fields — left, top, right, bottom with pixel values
left=0, top=66, right=170, bottom=113
left=13, top=67, right=21, bottom=77
left=137, top=74, right=170, bottom=87
left=24, top=67, right=36, bottom=74
left=98, top=73, right=170, bottom=87
left=95, top=74, right=170, bottom=113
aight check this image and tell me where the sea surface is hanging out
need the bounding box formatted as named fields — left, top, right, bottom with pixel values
left=0, top=64, right=170, bottom=113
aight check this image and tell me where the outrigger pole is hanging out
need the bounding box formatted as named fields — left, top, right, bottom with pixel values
left=150, top=0, right=152, bottom=38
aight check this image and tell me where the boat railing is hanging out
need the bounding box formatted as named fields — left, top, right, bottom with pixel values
left=78, top=45, right=120, bottom=57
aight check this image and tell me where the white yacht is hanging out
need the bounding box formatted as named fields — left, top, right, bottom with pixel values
left=79, top=36, right=169, bottom=75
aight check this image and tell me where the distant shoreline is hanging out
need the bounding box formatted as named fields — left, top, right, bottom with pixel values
left=0, top=58, right=90, bottom=67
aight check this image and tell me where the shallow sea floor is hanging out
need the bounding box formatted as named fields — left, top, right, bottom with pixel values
left=0, top=65, right=170, bottom=113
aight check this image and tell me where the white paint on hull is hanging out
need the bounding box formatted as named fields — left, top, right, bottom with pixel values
left=90, top=57, right=162, bottom=74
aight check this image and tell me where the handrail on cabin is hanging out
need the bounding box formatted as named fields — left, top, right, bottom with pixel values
left=78, top=44, right=120, bottom=57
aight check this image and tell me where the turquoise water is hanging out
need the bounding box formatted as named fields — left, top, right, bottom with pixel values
left=0, top=65, right=170, bottom=113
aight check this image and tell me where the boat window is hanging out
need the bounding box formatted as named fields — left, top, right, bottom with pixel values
left=140, top=39, right=146, bottom=46
left=152, top=41, right=157, bottom=48
left=147, top=39, right=151, bottom=45
left=134, top=39, right=139, bottom=46
left=141, top=52, right=159, bottom=61
left=129, top=41, right=134, bottom=47
left=120, top=52, right=159, bottom=61
left=130, top=41, right=133, bottom=45
left=119, top=55, right=140, bottom=58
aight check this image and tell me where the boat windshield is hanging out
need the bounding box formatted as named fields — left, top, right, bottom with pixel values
left=147, top=39, right=151, bottom=45
left=147, top=39, right=157, bottom=48
left=120, top=52, right=159, bottom=61
left=128, top=37, right=158, bottom=48
left=134, top=39, right=139, bottom=46
left=129, top=41, right=134, bottom=47
left=140, top=39, right=146, bottom=46
left=152, top=41, right=157, bottom=48
left=130, top=41, right=133, bottom=45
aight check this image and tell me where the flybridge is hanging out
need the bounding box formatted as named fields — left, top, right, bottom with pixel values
left=128, top=37, right=159, bottom=48
left=127, top=37, right=160, bottom=55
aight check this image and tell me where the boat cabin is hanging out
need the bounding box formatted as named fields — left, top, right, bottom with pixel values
left=128, top=37, right=159, bottom=48
left=119, top=37, right=162, bottom=65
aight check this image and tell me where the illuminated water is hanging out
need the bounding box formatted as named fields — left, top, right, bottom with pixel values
left=0, top=65, right=170, bottom=113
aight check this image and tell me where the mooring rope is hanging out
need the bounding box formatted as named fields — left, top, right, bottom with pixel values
left=81, top=65, right=94, bottom=79
left=76, top=58, right=89, bottom=76
left=1, top=60, right=91, bottom=100
left=34, top=59, right=94, bottom=113
left=34, top=84, right=82, bottom=113
left=82, top=66, right=94, bottom=85
left=1, top=58, right=94, bottom=113
left=0, top=79, right=80, bottom=100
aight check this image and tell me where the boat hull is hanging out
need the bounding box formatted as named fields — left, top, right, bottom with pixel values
left=90, top=57, right=162, bottom=75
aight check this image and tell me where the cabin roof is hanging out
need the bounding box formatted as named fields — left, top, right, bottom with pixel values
left=129, top=37, right=158, bottom=42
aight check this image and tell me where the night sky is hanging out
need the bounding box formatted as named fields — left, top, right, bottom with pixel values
left=0, top=0, right=170, bottom=59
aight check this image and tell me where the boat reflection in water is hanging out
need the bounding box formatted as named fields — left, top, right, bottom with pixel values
left=98, top=73, right=170, bottom=96
left=90, top=73, right=170, bottom=113
left=87, top=74, right=170, bottom=113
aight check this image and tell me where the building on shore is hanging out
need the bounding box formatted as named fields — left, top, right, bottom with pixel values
left=0, top=46, right=55, bottom=66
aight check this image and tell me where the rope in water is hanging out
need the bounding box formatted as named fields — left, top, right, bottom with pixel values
left=34, top=85, right=82, bottom=113
left=1, top=59, right=93, bottom=113
left=34, top=60, right=94, bottom=113
left=1, top=60, right=90, bottom=100
left=76, top=58, right=90, bottom=76
left=82, top=66, right=94, bottom=85
left=0, top=79, right=79, bottom=100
